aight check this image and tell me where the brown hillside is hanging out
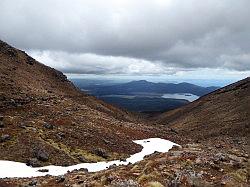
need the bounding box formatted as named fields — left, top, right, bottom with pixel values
left=0, top=40, right=165, bottom=166
left=155, top=77, right=250, bottom=143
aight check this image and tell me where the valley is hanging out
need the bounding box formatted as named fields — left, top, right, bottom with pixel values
left=0, top=40, right=249, bottom=186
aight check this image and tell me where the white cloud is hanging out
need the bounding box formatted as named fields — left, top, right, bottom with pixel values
left=28, top=50, right=175, bottom=75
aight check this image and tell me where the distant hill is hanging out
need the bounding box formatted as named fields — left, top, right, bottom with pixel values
left=71, top=79, right=219, bottom=113
left=78, top=80, right=219, bottom=96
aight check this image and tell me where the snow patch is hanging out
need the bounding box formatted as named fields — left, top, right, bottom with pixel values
left=0, top=138, right=178, bottom=178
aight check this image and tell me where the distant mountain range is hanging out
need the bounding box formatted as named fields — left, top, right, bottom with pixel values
left=71, top=79, right=220, bottom=113
left=77, top=80, right=220, bottom=96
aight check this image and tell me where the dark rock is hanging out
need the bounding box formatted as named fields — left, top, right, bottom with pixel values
left=215, top=144, right=223, bottom=148
left=92, top=148, right=108, bottom=159
left=4, top=48, right=17, bottom=58
left=0, top=116, right=3, bottom=121
left=107, top=176, right=115, bottom=183
left=0, top=134, right=11, bottom=143
left=28, top=180, right=37, bottom=186
left=172, top=145, right=181, bottom=150
left=9, top=99, right=17, bottom=107
left=78, top=180, right=84, bottom=184
left=18, top=123, right=27, bottom=129
left=26, top=158, right=42, bottom=167
left=56, top=175, right=65, bottom=183
left=57, top=132, right=65, bottom=139
left=37, top=169, right=49, bottom=172
left=0, top=121, right=4, bottom=128
left=170, top=128, right=178, bottom=134
left=214, top=153, right=227, bottom=162
left=195, top=139, right=201, bottom=143
left=43, top=122, right=53, bottom=129
left=62, top=163, right=70, bottom=167
left=36, top=150, right=49, bottom=162
left=103, top=139, right=111, bottom=144
left=120, top=158, right=126, bottom=162
left=26, top=56, right=34, bottom=65
left=75, top=176, right=80, bottom=179
left=108, top=164, right=117, bottom=169
left=54, top=70, right=68, bottom=82
left=78, top=168, right=88, bottom=172
left=210, top=162, right=220, bottom=170
left=78, top=156, right=88, bottom=163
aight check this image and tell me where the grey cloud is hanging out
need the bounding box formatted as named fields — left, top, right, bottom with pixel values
left=0, top=0, right=250, bottom=73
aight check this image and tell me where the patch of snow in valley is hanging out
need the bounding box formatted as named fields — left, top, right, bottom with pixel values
left=161, top=93, right=199, bottom=102
left=0, top=138, right=178, bottom=178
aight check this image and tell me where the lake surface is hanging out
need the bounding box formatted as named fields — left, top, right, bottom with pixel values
left=161, top=93, right=199, bottom=102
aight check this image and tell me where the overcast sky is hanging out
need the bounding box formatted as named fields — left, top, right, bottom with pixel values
left=0, top=0, right=249, bottom=81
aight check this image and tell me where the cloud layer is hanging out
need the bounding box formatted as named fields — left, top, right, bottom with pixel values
left=0, top=0, right=250, bottom=75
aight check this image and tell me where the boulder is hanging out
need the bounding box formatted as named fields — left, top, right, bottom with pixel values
left=57, top=132, right=65, bottom=139
left=56, top=175, right=65, bottom=183
left=36, top=149, right=49, bottom=162
left=43, top=122, right=53, bottom=129
left=0, top=134, right=11, bottom=143
left=78, top=156, right=88, bottom=163
left=103, top=139, right=111, bottom=145
left=0, top=121, right=4, bottom=128
left=28, top=180, right=37, bottom=186
left=92, top=148, right=108, bottom=159
left=37, top=169, right=49, bottom=172
left=26, top=158, right=42, bottom=167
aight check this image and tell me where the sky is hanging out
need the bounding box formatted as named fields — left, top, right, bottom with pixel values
left=0, top=0, right=249, bottom=85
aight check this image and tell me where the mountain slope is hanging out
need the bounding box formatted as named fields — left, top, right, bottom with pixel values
left=3, top=78, right=250, bottom=187
left=80, top=80, right=219, bottom=96
left=155, top=77, right=250, bottom=142
left=0, top=40, right=164, bottom=166
left=1, top=41, right=249, bottom=186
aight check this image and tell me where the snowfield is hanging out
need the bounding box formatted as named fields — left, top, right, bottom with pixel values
left=0, top=138, right=178, bottom=178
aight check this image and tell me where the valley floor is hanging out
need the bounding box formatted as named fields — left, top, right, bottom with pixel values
left=1, top=136, right=249, bottom=186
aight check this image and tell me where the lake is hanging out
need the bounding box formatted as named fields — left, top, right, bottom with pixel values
left=161, top=93, right=199, bottom=102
